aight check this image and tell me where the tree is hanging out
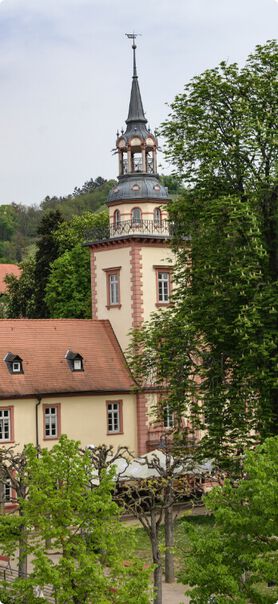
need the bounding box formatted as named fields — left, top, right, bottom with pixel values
left=0, top=446, right=30, bottom=579
left=111, top=444, right=204, bottom=604
left=4, top=256, right=36, bottom=318
left=33, top=210, right=64, bottom=318
left=0, top=437, right=151, bottom=604
left=154, top=40, right=278, bottom=461
left=44, top=210, right=108, bottom=318
left=45, top=245, right=92, bottom=318
left=53, top=209, right=108, bottom=253
left=179, top=436, right=278, bottom=604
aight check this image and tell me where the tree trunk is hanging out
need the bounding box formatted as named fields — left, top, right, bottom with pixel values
left=164, top=504, right=175, bottom=583
left=150, top=511, right=163, bottom=604
left=18, top=513, right=28, bottom=578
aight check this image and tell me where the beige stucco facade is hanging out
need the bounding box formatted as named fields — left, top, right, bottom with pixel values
left=108, top=201, right=168, bottom=224
left=91, top=241, right=175, bottom=352
left=0, top=393, right=138, bottom=453
left=92, top=246, right=133, bottom=351
left=140, top=245, right=175, bottom=322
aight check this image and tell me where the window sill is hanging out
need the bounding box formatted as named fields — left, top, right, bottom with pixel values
left=0, top=440, right=14, bottom=445
left=155, top=302, right=170, bottom=308
left=106, top=304, right=122, bottom=310
left=107, top=431, right=124, bottom=436
left=43, top=436, right=60, bottom=441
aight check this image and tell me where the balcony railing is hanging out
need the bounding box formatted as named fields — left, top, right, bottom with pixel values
left=85, top=219, right=173, bottom=243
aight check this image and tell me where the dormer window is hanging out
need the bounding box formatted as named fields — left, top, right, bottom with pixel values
left=4, top=353, right=23, bottom=374
left=65, top=350, right=84, bottom=372
left=12, top=361, right=21, bottom=373
left=73, top=358, right=82, bottom=371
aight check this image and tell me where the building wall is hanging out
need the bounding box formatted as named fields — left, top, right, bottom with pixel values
left=0, top=393, right=138, bottom=453
left=141, top=246, right=175, bottom=322
left=92, top=246, right=133, bottom=351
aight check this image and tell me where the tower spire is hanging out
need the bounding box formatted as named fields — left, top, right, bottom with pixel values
left=125, top=33, right=147, bottom=125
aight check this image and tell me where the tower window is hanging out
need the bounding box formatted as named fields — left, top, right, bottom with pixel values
left=103, top=267, right=121, bottom=308
left=154, top=266, right=172, bottom=305
left=131, top=207, right=142, bottom=225
left=113, top=209, right=121, bottom=227
left=154, top=208, right=162, bottom=226
left=109, top=273, right=120, bottom=305
left=158, top=272, right=170, bottom=303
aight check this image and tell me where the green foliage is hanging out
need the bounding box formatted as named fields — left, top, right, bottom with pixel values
left=4, top=256, right=36, bottom=318
left=130, top=40, right=278, bottom=464
left=32, top=210, right=64, bottom=318
left=45, top=244, right=92, bottom=318
left=41, top=178, right=115, bottom=221
left=0, top=437, right=151, bottom=604
left=54, top=209, right=108, bottom=253
left=0, top=177, right=113, bottom=264
left=44, top=210, right=108, bottom=318
left=179, top=437, right=278, bottom=603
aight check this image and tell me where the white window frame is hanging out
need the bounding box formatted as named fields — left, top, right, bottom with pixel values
left=0, top=409, right=11, bottom=441
left=107, top=402, right=121, bottom=434
left=3, top=480, right=12, bottom=503
left=109, top=273, right=120, bottom=305
left=163, top=405, right=174, bottom=429
left=44, top=407, right=58, bottom=438
left=12, top=361, right=21, bottom=373
left=73, top=358, right=82, bottom=371
left=158, top=271, right=170, bottom=303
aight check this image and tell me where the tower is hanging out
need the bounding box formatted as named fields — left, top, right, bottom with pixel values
left=87, top=36, right=175, bottom=353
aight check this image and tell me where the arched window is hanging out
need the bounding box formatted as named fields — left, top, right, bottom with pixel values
left=131, top=207, right=142, bottom=225
left=154, top=207, right=162, bottom=226
left=113, top=209, right=121, bottom=227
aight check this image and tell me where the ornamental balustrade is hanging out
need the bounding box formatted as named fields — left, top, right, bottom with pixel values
left=85, top=219, right=174, bottom=242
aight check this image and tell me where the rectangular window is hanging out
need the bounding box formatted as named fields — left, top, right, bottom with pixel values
left=104, top=267, right=121, bottom=308
left=12, top=361, right=21, bottom=373
left=163, top=405, right=174, bottom=429
left=0, top=408, right=11, bottom=442
left=109, top=273, right=119, bottom=305
left=43, top=404, right=61, bottom=440
left=158, top=271, right=170, bottom=303
left=3, top=481, right=11, bottom=503
left=106, top=401, right=123, bottom=434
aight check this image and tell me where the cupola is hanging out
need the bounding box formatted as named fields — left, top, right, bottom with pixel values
left=107, top=35, right=168, bottom=206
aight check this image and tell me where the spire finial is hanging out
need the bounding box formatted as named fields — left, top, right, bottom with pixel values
left=125, top=33, right=141, bottom=78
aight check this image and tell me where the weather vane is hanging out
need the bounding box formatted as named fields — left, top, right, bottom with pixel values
left=125, top=32, right=142, bottom=49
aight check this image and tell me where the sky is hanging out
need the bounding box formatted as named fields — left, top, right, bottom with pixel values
left=0, top=0, right=277, bottom=206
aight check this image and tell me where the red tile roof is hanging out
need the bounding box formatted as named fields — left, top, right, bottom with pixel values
left=0, top=320, right=135, bottom=398
left=0, top=264, right=21, bottom=294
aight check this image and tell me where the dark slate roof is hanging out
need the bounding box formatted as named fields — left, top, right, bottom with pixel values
left=107, top=175, right=169, bottom=204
